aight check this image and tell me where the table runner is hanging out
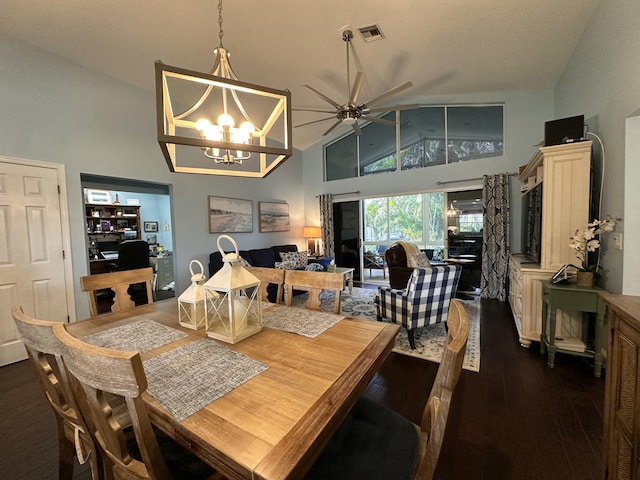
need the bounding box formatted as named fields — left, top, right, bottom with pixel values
left=262, top=307, right=344, bottom=338
left=82, top=319, right=187, bottom=353
left=143, top=339, right=268, bottom=421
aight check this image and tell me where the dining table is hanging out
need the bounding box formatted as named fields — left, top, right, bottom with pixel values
left=66, top=298, right=400, bottom=480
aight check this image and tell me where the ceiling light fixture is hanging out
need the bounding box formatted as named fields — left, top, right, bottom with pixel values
left=446, top=202, right=461, bottom=217
left=155, top=0, right=292, bottom=177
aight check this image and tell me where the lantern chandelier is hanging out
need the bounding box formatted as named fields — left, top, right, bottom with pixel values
left=446, top=202, right=461, bottom=217
left=155, top=0, right=292, bottom=177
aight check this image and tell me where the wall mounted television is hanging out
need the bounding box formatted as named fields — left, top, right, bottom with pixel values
left=521, top=182, right=543, bottom=264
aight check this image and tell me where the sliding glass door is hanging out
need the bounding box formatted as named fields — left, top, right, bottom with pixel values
left=362, top=192, right=445, bottom=260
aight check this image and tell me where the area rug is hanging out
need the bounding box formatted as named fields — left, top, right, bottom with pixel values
left=291, top=287, right=480, bottom=372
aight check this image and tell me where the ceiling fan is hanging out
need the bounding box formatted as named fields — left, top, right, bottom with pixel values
left=294, top=29, right=414, bottom=137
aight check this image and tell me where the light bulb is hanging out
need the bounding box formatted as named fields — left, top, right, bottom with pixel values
left=231, top=129, right=249, bottom=144
left=195, top=118, right=211, bottom=133
left=217, top=113, right=234, bottom=128
left=240, top=121, right=255, bottom=135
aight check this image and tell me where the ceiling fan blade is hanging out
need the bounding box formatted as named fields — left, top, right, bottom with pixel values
left=364, top=115, right=397, bottom=127
left=295, top=117, right=337, bottom=128
left=323, top=120, right=343, bottom=136
left=349, top=71, right=365, bottom=105
left=292, top=108, right=337, bottom=114
left=303, top=85, right=342, bottom=109
left=352, top=122, right=363, bottom=136
left=363, top=81, right=413, bottom=108
left=368, top=103, right=419, bottom=113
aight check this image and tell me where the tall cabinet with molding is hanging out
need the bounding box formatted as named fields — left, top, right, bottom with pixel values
left=509, top=141, right=592, bottom=347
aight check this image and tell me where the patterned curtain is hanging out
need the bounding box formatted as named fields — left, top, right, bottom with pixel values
left=481, top=173, right=511, bottom=301
left=319, top=194, right=334, bottom=258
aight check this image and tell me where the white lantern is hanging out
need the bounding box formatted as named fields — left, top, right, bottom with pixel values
left=178, top=260, right=207, bottom=330
left=204, top=235, right=262, bottom=344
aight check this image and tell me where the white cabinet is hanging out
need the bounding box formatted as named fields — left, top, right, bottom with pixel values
left=509, top=255, right=556, bottom=346
left=509, top=141, right=592, bottom=347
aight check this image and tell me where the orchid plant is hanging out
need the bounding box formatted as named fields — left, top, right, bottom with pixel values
left=569, top=216, right=617, bottom=272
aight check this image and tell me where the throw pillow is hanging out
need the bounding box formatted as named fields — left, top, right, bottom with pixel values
left=275, top=261, right=297, bottom=270
left=408, top=251, right=431, bottom=268
left=280, top=251, right=308, bottom=268
left=305, top=263, right=324, bottom=271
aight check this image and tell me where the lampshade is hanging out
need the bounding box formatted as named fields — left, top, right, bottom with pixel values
left=303, top=226, right=322, bottom=238
left=155, top=0, right=292, bottom=178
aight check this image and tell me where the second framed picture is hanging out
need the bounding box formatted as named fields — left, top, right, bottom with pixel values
left=259, top=202, right=290, bottom=232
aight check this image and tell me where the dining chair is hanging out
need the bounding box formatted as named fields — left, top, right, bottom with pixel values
left=283, top=269, right=345, bottom=314
left=376, top=265, right=462, bottom=349
left=11, top=306, right=102, bottom=480
left=80, top=267, right=154, bottom=317
left=244, top=266, right=286, bottom=304
left=52, top=323, right=223, bottom=480
left=307, top=298, right=470, bottom=480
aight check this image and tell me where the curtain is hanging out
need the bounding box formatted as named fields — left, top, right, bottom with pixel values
left=319, top=194, right=334, bottom=258
left=481, top=173, right=511, bottom=301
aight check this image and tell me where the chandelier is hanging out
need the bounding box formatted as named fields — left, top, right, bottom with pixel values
left=446, top=202, right=461, bottom=217
left=155, top=0, right=292, bottom=177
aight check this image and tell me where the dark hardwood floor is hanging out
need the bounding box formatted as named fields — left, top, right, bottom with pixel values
left=0, top=298, right=604, bottom=480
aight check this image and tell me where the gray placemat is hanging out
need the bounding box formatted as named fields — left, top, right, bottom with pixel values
left=263, top=307, right=344, bottom=338
left=82, top=319, right=187, bottom=353
left=143, top=339, right=268, bottom=421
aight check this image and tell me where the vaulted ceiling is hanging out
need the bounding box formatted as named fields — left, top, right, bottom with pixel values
left=1, top=0, right=600, bottom=151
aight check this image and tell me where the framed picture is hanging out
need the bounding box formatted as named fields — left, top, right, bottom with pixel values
left=86, top=189, right=112, bottom=204
left=259, top=202, right=290, bottom=232
left=144, top=221, right=158, bottom=232
left=208, top=196, right=253, bottom=233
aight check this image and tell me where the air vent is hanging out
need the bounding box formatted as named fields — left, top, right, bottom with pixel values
left=357, top=24, right=385, bottom=42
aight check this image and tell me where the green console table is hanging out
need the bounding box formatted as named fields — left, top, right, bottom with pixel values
left=540, top=281, right=607, bottom=377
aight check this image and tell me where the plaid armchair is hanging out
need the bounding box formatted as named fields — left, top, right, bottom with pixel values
left=376, top=265, right=462, bottom=349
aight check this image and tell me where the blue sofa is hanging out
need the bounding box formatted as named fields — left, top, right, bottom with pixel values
left=208, top=244, right=299, bottom=276
left=208, top=244, right=302, bottom=303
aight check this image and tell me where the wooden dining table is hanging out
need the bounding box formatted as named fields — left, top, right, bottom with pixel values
left=66, top=299, right=400, bottom=480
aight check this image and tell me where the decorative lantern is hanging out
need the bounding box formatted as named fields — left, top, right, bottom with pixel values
left=178, top=260, right=207, bottom=330
left=204, top=235, right=262, bottom=344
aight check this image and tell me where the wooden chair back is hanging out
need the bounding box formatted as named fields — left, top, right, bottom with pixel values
left=244, top=266, right=285, bottom=304
left=80, top=267, right=154, bottom=317
left=53, top=322, right=172, bottom=480
left=414, top=298, right=469, bottom=480
left=11, top=306, right=101, bottom=480
left=283, top=269, right=344, bottom=314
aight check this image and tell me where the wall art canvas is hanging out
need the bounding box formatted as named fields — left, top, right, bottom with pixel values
left=259, top=202, right=290, bottom=232
left=209, top=196, right=253, bottom=233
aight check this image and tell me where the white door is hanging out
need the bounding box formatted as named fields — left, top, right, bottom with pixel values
left=0, top=159, right=72, bottom=366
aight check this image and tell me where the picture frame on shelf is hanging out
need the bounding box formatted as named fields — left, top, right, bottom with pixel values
left=259, top=202, right=290, bottom=232
left=86, top=189, right=112, bottom=204
left=208, top=196, right=253, bottom=233
left=144, top=221, right=158, bottom=232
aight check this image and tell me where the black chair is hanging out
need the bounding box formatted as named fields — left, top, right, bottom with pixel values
left=117, top=240, right=151, bottom=304
left=118, top=239, right=150, bottom=270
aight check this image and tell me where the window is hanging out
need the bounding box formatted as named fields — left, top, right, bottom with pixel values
left=363, top=192, right=445, bottom=252
left=458, top=213, right=484, bottom=233
left=447, top=106, right=504, bottom=162
left=324, top=104, right=503, bottom=181
left=400, top=107, right=446, bottom=170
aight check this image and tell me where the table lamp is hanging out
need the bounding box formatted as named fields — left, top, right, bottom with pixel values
left=304, top=226, right=322, bottom=255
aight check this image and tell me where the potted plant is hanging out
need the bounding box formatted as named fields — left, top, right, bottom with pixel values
left=568, top=216, right=617, bottom=286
